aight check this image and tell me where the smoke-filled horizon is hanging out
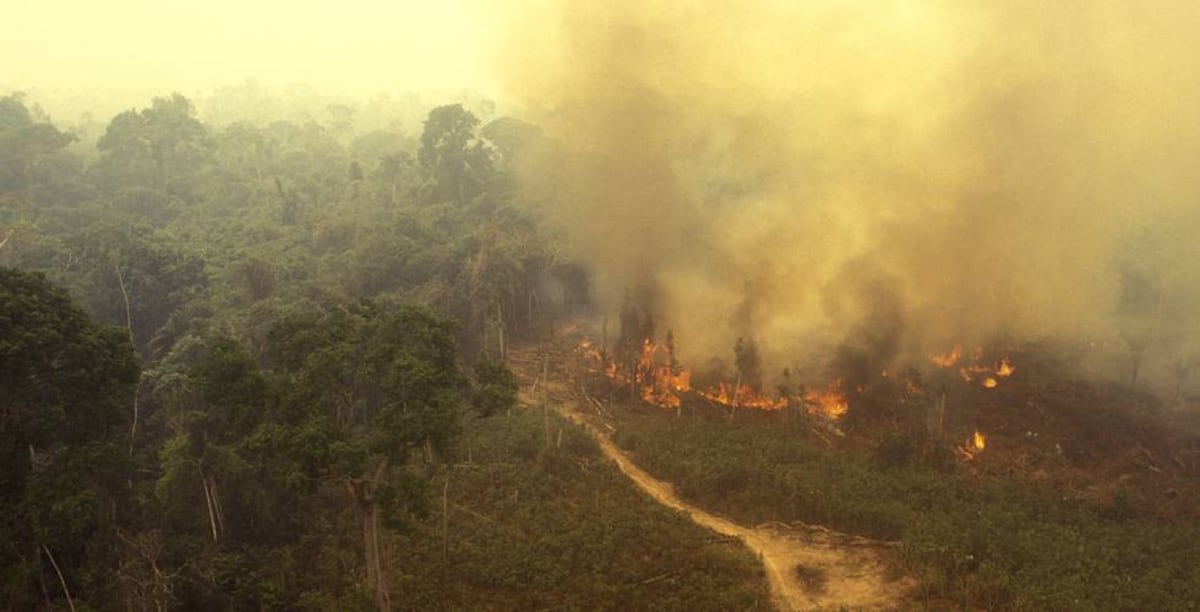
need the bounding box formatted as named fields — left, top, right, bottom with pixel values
left=499, top=0, right=1200, bottom=389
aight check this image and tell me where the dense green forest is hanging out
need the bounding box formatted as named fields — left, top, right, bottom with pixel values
left=0, top=92, right=769, bottom=610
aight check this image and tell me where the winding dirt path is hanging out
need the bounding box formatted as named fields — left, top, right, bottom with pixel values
left=514, top=359, right=913, bottom=610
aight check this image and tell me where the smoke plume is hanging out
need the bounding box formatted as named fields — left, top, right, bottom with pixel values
left=497, top=0, right=1200, bottom=391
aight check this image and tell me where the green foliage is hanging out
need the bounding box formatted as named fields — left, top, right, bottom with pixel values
left=613, top=410, right=1200, bottom=610
left=0, top=91, right=592, bottom=610
left=269, top=300, right=464, bottom=460
left=0, top=267, right=139, bottom=609
left=95, top=93, right=211, bottom=191
left=388, top=408, right=770, bottom=610
left=471, top=357, right=518, bottom=417
left=419, top=104, right=494, bottom=204
left=0, top=95, right=75, bottom=193
left=60, top=222, right=207, bottom=357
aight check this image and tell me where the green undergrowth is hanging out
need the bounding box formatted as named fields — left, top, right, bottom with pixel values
left=612, top=410, right=1200, bottom=611
left=386, top=407, right=771, bottom=610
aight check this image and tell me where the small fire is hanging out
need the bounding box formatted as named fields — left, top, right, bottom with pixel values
left=997, top=357, right=1015, bottom=377
left=932, top=344, right=1016, bottom=389
left=930, top=345, right=963, bottom=368
left=958, top=363, right=990, bottom=381
left=956, top=429, right=988, bottom=461
left=805, top=380, right=850, bottom=419
left=576, top=339, right=603, bottom=362
left=905, top=379, right=923, bottom=396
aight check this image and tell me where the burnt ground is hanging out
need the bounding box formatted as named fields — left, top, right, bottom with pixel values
left=843, top=350, right=1200, bottom=522
left=558, top=323, right=1200, bottom=522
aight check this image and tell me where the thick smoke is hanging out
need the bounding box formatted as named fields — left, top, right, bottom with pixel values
left=498, top=1, right=1200, bottom=392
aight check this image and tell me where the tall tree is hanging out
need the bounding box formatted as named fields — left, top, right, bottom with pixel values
left=95, top=93, right=211, bottom=192
left=269, top=300, right=465, bottom=609
left=0, top=267, right=139, bottom=609
left=418, top=104, right=494, bottom=205
left=0, top=95, right=75, bottom=195
left=66, top=222, right=206, bottom=358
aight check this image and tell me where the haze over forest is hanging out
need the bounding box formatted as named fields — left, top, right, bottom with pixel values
left=4, top=1, right=1200, bottom=610
left=10, top=1, right=1200, bottom=392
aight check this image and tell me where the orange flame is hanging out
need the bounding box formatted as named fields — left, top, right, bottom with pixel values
left=931, top=344, right=1016, bottom=390
left=579, top=334, right=847, bottom=418
left=697, top=382, right=790, bottom=411
left=805, top=380, right=850, bottom=419
left=930, top=345, right=963, bottom=368
left=956, top=429, right=988, bottom=461
left=997, top=357, right=1015, bottom=377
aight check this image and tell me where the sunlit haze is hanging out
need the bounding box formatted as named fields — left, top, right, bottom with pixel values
left=3, top=0, right=498, bottom=97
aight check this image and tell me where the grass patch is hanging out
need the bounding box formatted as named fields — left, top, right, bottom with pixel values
left=385, top=407, right=771, bottom=610
left=612, top=409, right=1200, bottom=610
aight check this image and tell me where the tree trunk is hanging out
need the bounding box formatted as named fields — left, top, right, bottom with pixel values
left=542, top=356, right=551, bottom=450
left=116, top=265, right=141, bottom=453
left=441, top=477, right=450, bottom=575
left=351, top=471, right=391, bottom=612
left=730, top=371, right=743, bottom=419
left=1129, top=348, right=1144, bottom=390
left=201, top=474, right=220, bottom=543
left=43, top=545, right=76, bottom=612
left=528, top=289, right=537, bottom=330
left=935, top=389, right=947, bottom=436
left=369, top=500, right=387, bottom=610
left=496, top=303, right=506, bottom=362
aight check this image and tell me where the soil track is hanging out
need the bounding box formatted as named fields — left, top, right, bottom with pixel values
left=513, top=351, right=913, bottom=610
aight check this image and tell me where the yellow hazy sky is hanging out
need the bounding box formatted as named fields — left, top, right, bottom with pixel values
left=3, top=0, right=500, bottom=95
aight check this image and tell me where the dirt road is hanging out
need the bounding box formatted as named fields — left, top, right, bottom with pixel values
left=517, top=366, right=912, bottom=610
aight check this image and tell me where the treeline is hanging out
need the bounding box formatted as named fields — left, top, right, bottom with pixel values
left=0, top=91, right=577, bottom=608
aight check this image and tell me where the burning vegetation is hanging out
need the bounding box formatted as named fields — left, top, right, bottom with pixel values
left=929, top=344, right=1016, bottom=389
left=574, top=330, right=851, bottom=420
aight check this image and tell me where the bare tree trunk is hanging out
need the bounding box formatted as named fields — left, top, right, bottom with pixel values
left=200, top=473, right=221, bottom=543
left=496, top=303, right=506, bottom=362
left=115, top=265, right=142, bottom=454
left=481, top=316, right=490, bottom=359
left=370, top=501, right=388, bottom=611
left=601, top=318, right=609, bottom=363
left=936, top=389, right=947, bottom=436
left=351, top=460, right=391, bottom=611
left=441, top=477, right=450, bottom=574
left=542, top=356, right=551, bottom=450
left=42, top=545, right=76, bottom=612
left=528, top=289, right=537, bottom=330
left=34, top=545, right=51, bottom=606
left=207, top=476, right=224, bottom=535
left=1129, top=348, right=1144, bottom=390
left=360, top=490, right=379, bottom=606
left=730, top=371, right=743, bottom=420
